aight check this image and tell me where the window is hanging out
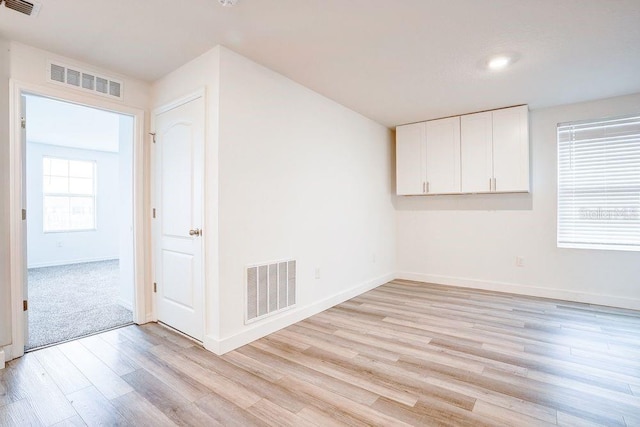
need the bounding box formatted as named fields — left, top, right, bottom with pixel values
left=557, top=114, right=640, bottom=251
left=43, top=157, right=96, bottom=232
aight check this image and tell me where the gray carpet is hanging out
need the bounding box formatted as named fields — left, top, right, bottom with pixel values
left=26, top=259, right=133, bottom=350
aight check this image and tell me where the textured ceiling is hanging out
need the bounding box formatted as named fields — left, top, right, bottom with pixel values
left=1, top=0, right=639, bottom=127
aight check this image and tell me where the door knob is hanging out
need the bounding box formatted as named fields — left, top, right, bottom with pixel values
left=189, top=229, right=201, bottom=236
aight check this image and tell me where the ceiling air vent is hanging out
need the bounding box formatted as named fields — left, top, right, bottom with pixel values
left=2, top=0, right=41, bottom=17
left=47, top=62, right=124, bottom=101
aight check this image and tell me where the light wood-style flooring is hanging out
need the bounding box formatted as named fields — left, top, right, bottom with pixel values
left=1, top=279, right=640, bottom=426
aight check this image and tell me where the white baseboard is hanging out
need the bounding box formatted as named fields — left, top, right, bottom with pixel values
left=205, top=272, right=395, bottom=355
left=28, top=256, right=119, bottom=269
left=0, top=345, right=14, bottom=367
left=397, top=272, right=640, bottom=311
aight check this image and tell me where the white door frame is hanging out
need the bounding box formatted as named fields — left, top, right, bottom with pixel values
left=8, top=79, right=147, bottom=359
left=150, top=88, right=206, bottom=334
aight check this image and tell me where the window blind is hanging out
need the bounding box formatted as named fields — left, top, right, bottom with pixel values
left=557, top=114, right=640, bottom=251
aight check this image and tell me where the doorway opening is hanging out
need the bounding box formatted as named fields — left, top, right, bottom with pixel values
left=23, top=94, right=135, bottom=350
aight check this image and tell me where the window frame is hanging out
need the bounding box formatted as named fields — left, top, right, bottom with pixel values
left=42, top=156, right=98, bottom=233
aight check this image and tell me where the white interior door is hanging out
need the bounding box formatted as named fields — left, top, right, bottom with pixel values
left=154, top=95, right=205, bottom=341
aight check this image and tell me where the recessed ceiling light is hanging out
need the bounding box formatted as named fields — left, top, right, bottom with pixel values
left=219, top=0, right=238, bottom=6
left=486, top=54, right=519, bottom=71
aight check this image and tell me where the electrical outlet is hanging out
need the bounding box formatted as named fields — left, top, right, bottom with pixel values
left=315, top=268, right=321, bottom=279
left=516, top=256, right=524, bottom=267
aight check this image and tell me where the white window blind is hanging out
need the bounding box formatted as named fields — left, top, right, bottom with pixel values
left=557, top=114, right=640, bottom=251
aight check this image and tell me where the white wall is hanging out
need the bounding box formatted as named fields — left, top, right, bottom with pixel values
left=26, top=143, right=120, bottom=268
left=0, top=38, right=11, bottom=349
left=152, top=46, right=396, bottom=353
left=216, top=48, right=396, bottom=350
left=396, top=92, right=640, bottom=310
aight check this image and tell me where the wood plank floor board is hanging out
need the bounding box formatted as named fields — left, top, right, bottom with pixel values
left=96, top=332, right=211, bottom=402
left=2, top=279, right=639, bottom=426
left=120, top=368, right=192, bottom=417
left=422, top=374, right=558, bottom=424
left=149, top=344, right=263, bottom=409
left=33, top=347, right=92, bottom=395
left=233, top=344, right=380, bottom=406
left=50, top=415, right=87, bottom=426
left=0, top=398, right=43, bottom=426
left=77, top=334, right=140, bottom=377
left=556, top=410, right=607, bottom=427
left=7, top=354, right=77, bottom=425
left=111, top=390, right=177, bottom=426
left=66, top=386, right=128, bottom=426
left=57, top=340, right=133, bottom=400
left=472, top=399, right=557, bottom=427
left=174, top=344, right=311, bottom=414
left=192, top=391, right=267, bottom=427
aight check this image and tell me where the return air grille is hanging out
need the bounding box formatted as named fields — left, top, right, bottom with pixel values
left=246, top=259, right=296, bottom=323
left=3, top=0, right=41, bottom=16
left=47, top=62, right=124, bottom=100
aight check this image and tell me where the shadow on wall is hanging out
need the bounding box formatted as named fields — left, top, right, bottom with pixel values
left=395, top=192, right=533, bottom=211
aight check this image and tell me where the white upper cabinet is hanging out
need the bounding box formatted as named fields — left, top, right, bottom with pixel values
left=396, top=122, right=426, bottom=195
left=492, top=105, right=529, bottom=192
left=396, top=105, right=529, bottom=195
left=461, top=105, right=530, bottom=193
left=461, top=111, right=493, bottom=193
left=425, top=116, right=461, bottom=194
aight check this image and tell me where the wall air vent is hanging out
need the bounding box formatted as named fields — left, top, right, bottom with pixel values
left=1, top=0, right=41, bottom=17
left=47, top=61, right=124, bottom=101
left=246, top=259, right=296, bottom=323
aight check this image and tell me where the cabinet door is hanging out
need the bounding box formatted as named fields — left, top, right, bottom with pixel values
left=461, top=111, right=493, bottom=193
left=396, top=122, right=426, bottom=195
left=493, top=105, right=529, bottom=192
left=425, top=116, right=461, bottom=194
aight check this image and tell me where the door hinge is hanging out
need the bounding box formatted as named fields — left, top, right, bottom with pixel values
left=22, top=209, right=26, bottom=221
left=23, top=300, right=28, bottom=311
left=152, top=208, right=156, bottom=219
left=153, top=282, right=157, bottom=293
left=21, top=117, right=26, bottom=129
left=150, top=132, right=156, bottom=143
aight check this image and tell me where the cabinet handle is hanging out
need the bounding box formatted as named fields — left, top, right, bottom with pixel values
left=493, top=177, right=497, bottom=192
left=423, top=182, right=426, bottom=193
left=489, top=178, right=492, bottom=191
left=426, top=182, right=430, bottom=193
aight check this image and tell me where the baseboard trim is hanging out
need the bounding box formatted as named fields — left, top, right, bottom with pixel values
left=396, top=272, right=640, bottom=311
left=28, top=257, right=119, bottom=269
left=205, top=272, right=395, bottom=355
left=0, top=345, right=13, bottom=366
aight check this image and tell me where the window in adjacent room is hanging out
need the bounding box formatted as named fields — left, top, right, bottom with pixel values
left=43, top=157, right=97, bottom=232
left=557, top=114, right=640, bottom=251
